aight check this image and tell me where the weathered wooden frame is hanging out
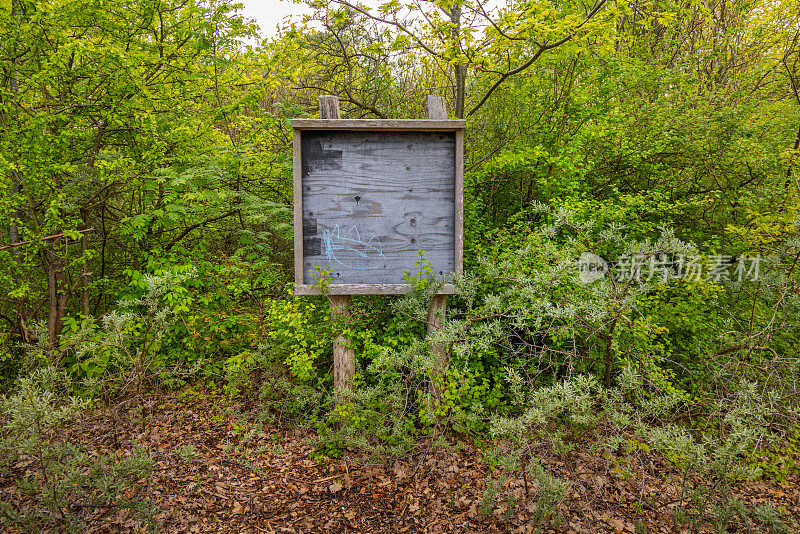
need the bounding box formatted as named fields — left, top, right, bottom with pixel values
left=292, top=119, right=465, bottom=295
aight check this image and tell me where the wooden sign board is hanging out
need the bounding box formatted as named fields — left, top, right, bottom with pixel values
left=292, top=119, right=465, bottom=295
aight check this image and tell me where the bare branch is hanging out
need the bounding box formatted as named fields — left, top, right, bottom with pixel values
left=164, top=210, right=238, bottom=252
left=329, top=0, right=444, bottom=59
left=0, top=228, right=94, bottom=252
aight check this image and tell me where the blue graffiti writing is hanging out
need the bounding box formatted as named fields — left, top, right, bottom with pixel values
left=322, top=225, right=385, bottom=269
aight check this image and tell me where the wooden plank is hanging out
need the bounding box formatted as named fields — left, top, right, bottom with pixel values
left=301, top=130, right=456, bottom=285
left=292, top=119, right=465, bottom=130
left=293, top=129, right=304, bottom=286
left=455, top=129, right=464, bottom=275
left=294, top=283, right=456, bottom=295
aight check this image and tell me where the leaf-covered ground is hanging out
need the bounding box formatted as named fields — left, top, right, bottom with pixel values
left=2, top=389, right=798, bottom=533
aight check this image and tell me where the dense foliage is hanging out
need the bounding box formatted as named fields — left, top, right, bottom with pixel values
left=2, top=0, right=800, bottom=530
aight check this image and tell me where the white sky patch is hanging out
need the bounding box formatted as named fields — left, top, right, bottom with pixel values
left=237, top=0, right=311, bottom=38
left=235, top=0, right=511, bottom=45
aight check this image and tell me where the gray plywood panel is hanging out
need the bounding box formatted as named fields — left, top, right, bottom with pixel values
left=301, top=130, right=456, bottom=285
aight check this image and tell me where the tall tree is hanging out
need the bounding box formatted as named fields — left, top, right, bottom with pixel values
left=299, top=0, right=618, bottom=118
left=0, top=0, right=254, bottom=350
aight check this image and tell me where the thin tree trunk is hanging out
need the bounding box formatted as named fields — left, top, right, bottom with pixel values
left=80, top=212, right=90, bottom=317
left=603, top=317, right=618, bottom=389
left=80, top=232, right=90, bottom=317
left=785, top=124, right=800, bottom=190
left=6, top=0, right=31, bottom=343
left=56, top=264, right=68, bottom=335
left=9, top=182, right=21, bottom=264
left=46, top=251, right=59, bottom=347
left=45, top=242, right=67, bottom=350
left=94, top=201, right=108, bottom=316
left=6, top=0, right=21, bottom=264
left=450, top=4, right=466, bottom=119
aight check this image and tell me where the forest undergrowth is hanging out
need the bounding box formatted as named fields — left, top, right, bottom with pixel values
left=2, top=213, right=800, bottom=532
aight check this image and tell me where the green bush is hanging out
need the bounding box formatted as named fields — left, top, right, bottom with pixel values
left=0, top=368, right=156, bottom=532
left=59, top=266, right=196, bottom=400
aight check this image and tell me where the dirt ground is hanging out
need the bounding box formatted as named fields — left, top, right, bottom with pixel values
left=2, top=389, right=798, bottom=533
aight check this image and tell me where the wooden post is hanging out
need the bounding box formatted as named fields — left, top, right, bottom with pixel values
left=427, top=95, right=450, bottom=394
left=319, top=95, right=340, bottom=120
left=318, top=95, right=356, bottom=393
left=427, top=95, right=447, bottom=121
left=331, top=294, right=355, bottom=393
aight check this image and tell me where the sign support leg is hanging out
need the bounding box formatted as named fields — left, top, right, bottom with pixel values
left=317, top=95, right=356, bottom=394
left=427, top=293, right=448, bottom=395
left=427, top=95, right=450, bottom=397
left=330, top=294, right=355, bottom=393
